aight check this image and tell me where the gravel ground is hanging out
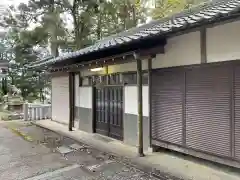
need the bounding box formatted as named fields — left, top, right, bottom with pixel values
left=0, top=121, right=184, bottom=180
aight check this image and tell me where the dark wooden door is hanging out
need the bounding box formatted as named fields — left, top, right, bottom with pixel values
left=94, top=85, right=123, bottom=140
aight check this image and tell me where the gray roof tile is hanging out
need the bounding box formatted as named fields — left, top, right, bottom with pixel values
left=30, top=0, right=240, bottom=68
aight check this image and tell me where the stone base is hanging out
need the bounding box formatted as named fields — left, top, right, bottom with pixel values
left=7, top=104, right=23, bottom=113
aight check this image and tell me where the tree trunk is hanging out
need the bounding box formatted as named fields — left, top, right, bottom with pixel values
left=97, top=12, right=102, bottom=40
left=2, top=78, right=7, bottom=95
left=72, top=0, right=80, bottom=50
left=123, top=2, right=127, bottom=30
left=49, top=0, right=59, bottom=57
left=132, top=4, right=137, bottom=27
left=50, top=42, right=59, bottom=57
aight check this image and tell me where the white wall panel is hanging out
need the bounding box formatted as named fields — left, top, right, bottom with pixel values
left=124, top=86, right=149, bottom=117
left=207, top=21, right=240, bottom=63
left=79, top=87, right=92, bottom=109
left=143, top=86, right=149, bottom=117
left=153, top=31, right=201, bottom=68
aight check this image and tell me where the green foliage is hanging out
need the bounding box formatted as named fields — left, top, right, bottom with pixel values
left=0, top=4, right=49, bottom=101
left=151, top=0, right=207, bottom=19
left=1, top=0, right=148, bottom=54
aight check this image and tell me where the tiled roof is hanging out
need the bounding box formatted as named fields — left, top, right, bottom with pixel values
left=27, top=56, right=54, bottom=69
left=32, top=0, right=240, bottom=68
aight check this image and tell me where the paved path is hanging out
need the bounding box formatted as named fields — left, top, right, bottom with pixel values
left=0, top=121, right=180, bottom=180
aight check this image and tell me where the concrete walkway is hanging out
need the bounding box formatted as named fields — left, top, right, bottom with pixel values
left=34, top=120, right=240, bottom=180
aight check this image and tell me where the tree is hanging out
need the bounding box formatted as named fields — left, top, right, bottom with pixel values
left=0, top=4, right=49, bottom=100
left=151, top=0, right=208, bottom=19
left=60, top=0, right=147, bottom=49
left=0, top=0, right=148, bottom=100
left=0, top=37, right=11, bottom=96
left=27, top=0, right=68, bottom=57
left=108, top=0, right=147, bottom=31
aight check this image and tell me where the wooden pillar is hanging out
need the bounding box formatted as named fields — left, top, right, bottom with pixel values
left=69, top=72, right=75, bottom=131
left=72, top=72, right=75, bottom=128
left=135, top=52, right=144, bottom=157
left=148, top=55, right=155, bottom=148
left=200, top=28, right=207, bottom=64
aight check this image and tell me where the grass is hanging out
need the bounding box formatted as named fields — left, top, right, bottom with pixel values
left=8, top=126, right=34, bottom=142
left=4, top=121, right=34, bottom=142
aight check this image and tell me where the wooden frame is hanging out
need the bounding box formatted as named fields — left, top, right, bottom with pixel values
left=79, top=71, right=149, bottom=87
left=68, top=72, right=75, bottom=131
left=200, top=28, right=207, bottom=64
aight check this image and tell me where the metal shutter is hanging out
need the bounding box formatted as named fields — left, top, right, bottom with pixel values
left=185, top=65, right=231, bottom=157
left=52, top=74, right=69, bottom=124
left=234, top=65, right=240, bottom=160
left=151, top=68, right=184, bottom=145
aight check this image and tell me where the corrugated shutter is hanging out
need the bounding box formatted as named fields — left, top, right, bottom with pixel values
left=185, top=65, right=231, bottom=157
left=234, top=65, right=240, bottom=160
left=52, top=74, right=69, bottom=124
left=151, top=68, right=184, bottom=145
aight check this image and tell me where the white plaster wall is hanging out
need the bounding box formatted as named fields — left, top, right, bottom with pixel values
left=207, top=21, right=240, bottom=63
left=143, top=86, right=149, bottom=117
left=74, top=73, right=80, bottom=107
left=79, top=87, right=92, bottom=109
left=124, top=86, right=149, bottom=117
left=153, top=31, right=201, bottom=69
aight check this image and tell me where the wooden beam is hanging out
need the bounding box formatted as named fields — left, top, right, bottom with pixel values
left=134, top=52, right=144, bottom=157
left=148, top=55, right=155, bottom=148
left=49, top=45, right=166, bottom=73
left=138, top=44, right=165, bottom=57
left=68, top=72, right=75, bottom=131
left=200, top=28, right=207, bottom=63
left=72, top=72, right=75, bottom=128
